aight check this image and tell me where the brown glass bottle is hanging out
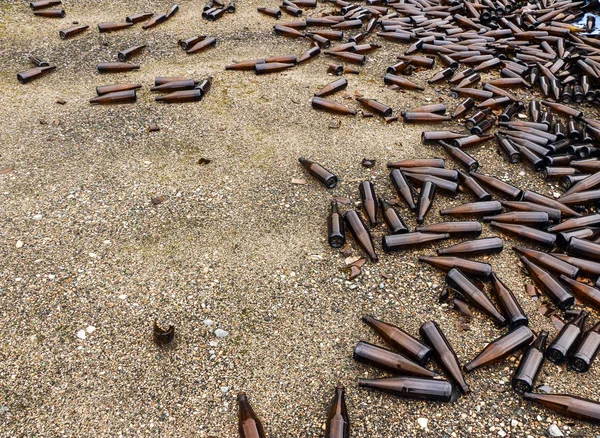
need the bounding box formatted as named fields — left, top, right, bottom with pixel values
left=490, top=273, right=528, bottom=329
left=567, top=238, right=600, bottom=262
left=33, top=9, right=65, bottom=17
left=379, top=198, right=408, bottom=234
left=547, top=311, right=589, bottom=364
left=89, top=90, right=137, bottom=105
left=389, top=169, right=415, bottom=210
left=419, top=321, right=469, bottom=394
left=315, top=78, right=347, bottom=97
left=97, top=62, right=139, bottom=73
left=126, top=12, right=154, bottom=23
left=562, top=171, right=600, bottom=197
left=354, top=341, right=438, bottom=378
left=383, top=74, right=424, bottom=91
left=500, top=201, right=560, bottom=223
left=523, top=392, right=600, bottom=423
left=454, top=134, right=494, bottom=149
left=469, top=172, right=522, bottom=200
left=324, top=385, right=349, bottom=438
left=491, top=222, right=556, bottom=247
left=403, top=112, right=451, bottom=123
left=298, top=46, right=320, bottom=63
left=30, top=0, right=61, bottom=9
left=521, top=257, right=574, bottom=309
left=98, top=22, right=133, bottom=32
left=512, top=331, right=548, bottom=394
left=553, top=254, right=600, bottom=278
left=142, top=14, right=168, bottom=29
left=569, top=322, right=600, bottom=373
left=513, top=247, right=578, bottom=279
left=388, top=158, right=445, bottom=169
left=483, top=211, right=549, bottom=226
left=439, top=201, right=502, bottom=217
left=344, top=210, right=377, bottom=262
left=416, top=220, right=482, bottom=237
left=465, top=326, right=534, bottom=372
left=452, top=97, right=474, bottom=119
left=438, top=237, right=504, bottom=257
left=362, top=315, right=431, bottom=364
left=238, top=393, right=266, bottom=438
left=495, top=133, right=521, bottom=164
left=186, top=37, right=217, bottom=54
left=446, top=268, right=506, bottom=326
left=359, top=181, right=377, bottom=227
left=298, top=157, right=337, bottom=188
left=541, top=100, right=583, bottom=120
left=28, top=55, right=49, bottom=67
left=398, top=167, right=457, bottom=181
left=118, top=45, right=146, bottom=62
left=16, top=66, right=56, bottom=84
left=311, top=97, right=356, bottom=116
left=403, top=173, right=458, bottom=195
left=328, top=201, right=345, bottom=249
left=458, top=171, right=490, bottom=202
left=155, top=89, right=202, bottom=103
left=419, top=255, right=491, bottom=279
left=358, top=376, right=454, bottom=402
left=257, top=7, right=282, bottom=18
left=416, top=181, right=436, bottom=224
left=382, top=232, right=449, bottom=253
left=522, top=190, right=581, bottom=217
left=439, top=141, right=478, bottom=172
left=151, top=79, right=198, bottom=92
left=559, top=276, right=600, bottom=312
left=96, top=83, right=141, bottom=96
left=356, top=97, right=391, bottom=117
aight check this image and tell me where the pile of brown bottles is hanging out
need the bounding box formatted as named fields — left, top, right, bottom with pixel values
left=152, top=77, right=212, bottom=103
left=202, top=0, right=236, bottom=21
left=30, top=0, right=65, bottom=18
left=17, top=55, right=56, bottom=84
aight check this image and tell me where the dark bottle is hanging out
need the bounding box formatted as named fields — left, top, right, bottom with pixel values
left=33, top=9, right=65, bottom=17
left=187, top=37, right=217, bottom=54
left=315, top=78, right=347, bottom=97
left=522, top=190, right=580, bottom=218
left=483, top=211, right=549, bottom=226
left=403, top=112, right=451, bottom=123
left=491, top=222, right=556, bottom=247
left=451, top=87, right=493, bottom=101
left=547, top=311, right=589, bottom=364
left=299, top=157, right=337, bottom=188
left=569, top=322, right=600, bottom=373
left=440, top=201, right=502, bottom=217
left=428, top=67, right=455, bottom=84
left=523, top=392, right=600, bottom=423
left=419, top=255, right=491, bottom=279
left=126, top=12, right=154, bottom=23
left=559, top=276, right=600, bottom=312
left=422, top=131, right=466, bottom=145
left=457, top=170, right=490, bottom=202
left=30, top=0, right=61, bottom=9
left=383, top=74, right=424, bottom=90
left=452, top=97, right=475, bottom=119
left=389, top=170, right=415, bottom=210
left=438, top=237, right=503, bottom=257
left=257, top=7, right=282, bottom=18
left=562, top=171, right=600, bottom=197
left=96, top=83, right=141, bottom=96
left=416, top=221, right=481, bottom=238
left=553, top=254, right=600, bottom=278
left=359, top=181, right=377, bottom=227
left=362, top=315, right=431, bottom=364
left=324, top=386, right=349, bottom=438
left=541, top=100, right=583, bottom=120
left=89, top=90, right=137, bottom=105
left=402, top=173, right=458, bottom=195
left=16, top=66, right=56, bottom=84
left=325, top=51, right=365, bottom=65
left=379, top=198, right=408, bottom=234
left=490, top=273, right=528, bottom=329
left=153, top=320, right=174, bottom=345
left=166, top=4, right=179, bottom=19
left=155, top=90, right=202, bottom=103
left=328, top=201, right=345, bottom=248
left=456, top=73, right=481, bottom=89
left=469, top=172, right=522, bottom=200
left=446, top=268, right=506, bottom=326
left=465, top=326, right=534, bottom=372
left=326, top=64, right=344, bottom=76
left=356, top=97, right=391, bottom=117
left=28, top=55, right=49, bottom=67
left=151, top=79, right=198, bottom=92
left=416, top=181, right=436, bottom=224
left=449, top=68, right=474, bottom=84
left=386, top=61, right=411, bottom=75
left=419, top=320, right=470, bottom=394
left=382, top=232, right=449, bottom=253
left=513, top=246, right=578, bottom=279
left=273, top=24, right=305, bottom=38
left=567, top=238, right=600, bottom=262
left=97, top=62, right=139, bottom=73
left=471, top=119, right=493, bottom=136
left=155, top=76, right=187, bottom=85
left=298, top=46, right=320, bottom=63
left=465, top=110, right=490, bottom=129
left=454, top=134, right=494, bottom=149
left=398, top=167, right=457, bottom=181
left=512, top=331, right=548, bottom=394
left=118, top=44, right=146, bottom=61
left=311, top=97, right=356, bottom=116
left=556, top=189, right=600, bottom=207
left=500, top=201, right=560, bottom=223
left=520, top=257, right=574, bottom=310
left=344, top=210, right=378, bottom=262
left=238, top=393, right=265, bottom=438
left=439, top=141, right=478, bottom=172
left=358, top=376, right=454, bottom=402
left=353, top=341, right=438, bottom=378
left=529, top=100, right=541, bottom=122
left=98, top=22, right=134, bottom=32
left=387, top=159, right=445, bottom=169
left=142, top=14, right=168, bottom=29
left=254, top=62, right=293, bottom=74
left=495, top=133, right=521, bottom=164
left=498, top=102, right=520, bottom=122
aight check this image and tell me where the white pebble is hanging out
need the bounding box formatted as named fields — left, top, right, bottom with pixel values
left=32, top=214, right=43, bottom=221
left=76, top=330, right=86, bottom=340
left=86, top=326, right=96, bottom=334
left=215, top=329, right=229, bottom=338
left=15, top=240, right=24, bottom=248
left=89, top=253, right=97, bottom=258
left=417, top=418, right=428, bottom=430
left=203, top=319, right=214, bottom=326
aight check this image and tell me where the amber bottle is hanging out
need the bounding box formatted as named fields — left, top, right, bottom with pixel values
left=379, top=198, right=408, bottom=234
left=520, top=257, right=574, bottom=310
left=311, top=97, right=356, bottom=116
left=523, top=392, right=600, bottom=423
left=328, top=201, right=345, bottom=248
left=419, top=255, right=491, bottom=279
left=299, top=157, right=337, bottom=188
left=512, top=331, right=548, bottom=394
left=16, top=66, right=56, bottom=84
left=389, top=170, right=415, bottom=210
left=324, top=386, right=349, bottom=438
left=416, top=181, right=436, bottom=224
left=465, top=326, right=534, bottom=372
left=353, top=341, right=438, bottom=378
left=358, top=376, right=454, bottom=402
left=547, top=311, right=589, bottom=364
left=89, top=90, right=137, bottom=105
left=238, top=393, right=266, bottom=438
left=490, top=273, right=528, bottom=328
left=569, top=322, right=600, bottom=373
left=344, top=210, right=378, bottom=262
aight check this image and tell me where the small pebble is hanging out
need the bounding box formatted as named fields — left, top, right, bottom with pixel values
left=76, top=330, right=86, bottom=340
left=548, top=424, right=564, bottom=437
left=32, top=214, right=43, bottom=221
left=214, top=329, right=228, bottom=338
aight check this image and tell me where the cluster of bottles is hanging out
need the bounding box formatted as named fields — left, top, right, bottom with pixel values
left=202, top=0, right=236, bottom=21
left=29, top=0, right=65, bottom=18
left=89, top=77, right=212, bottom=105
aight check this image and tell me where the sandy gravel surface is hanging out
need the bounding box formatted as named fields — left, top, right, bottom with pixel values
left=1, top=0, right=600, bottom=436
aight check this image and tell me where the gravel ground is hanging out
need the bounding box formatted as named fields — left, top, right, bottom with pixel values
left=1, top=1, right=600, bottom=437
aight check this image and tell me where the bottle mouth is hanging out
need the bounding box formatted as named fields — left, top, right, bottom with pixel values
left=513, top=379, right=532, bottom=395
left=570, top=356, right=589, bottom=373
left=547, top=348, right=566, bottom=364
